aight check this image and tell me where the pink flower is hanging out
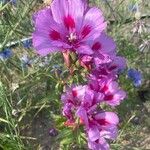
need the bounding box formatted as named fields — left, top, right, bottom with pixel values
left=33, top=0, right=106, bottom=56
left=77, top=110, right=119, bottom=150
left=78, top=32, right=116, bottom=69
left=98, top=79, right=126, bottom=106
left=62, top=85, right=103, bottom=127
left=88, top=56, right=126, bottom=81
left=61, top=85, right=87, bottom=125
left=87, top=112, right=119, bottom=150
left=91, top=32, right=116, bottom=66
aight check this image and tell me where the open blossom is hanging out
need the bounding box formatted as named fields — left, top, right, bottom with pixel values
left=87, top=112, right=119, bottom=150
left=33, top=0, right=107, bottom=56
left=88, top=56, right=126, bottom=81
left=61, top=85, right=87, bottom=125
left=79, top=32, right=116, bottom=69
left=89, top=78, right=126, bottom=106
left=61, top=85, right=104, bottom=126
left=61, top=84, right=120, bottom=150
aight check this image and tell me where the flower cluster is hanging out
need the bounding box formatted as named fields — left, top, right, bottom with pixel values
left=32, top=0, right=126, bottom=149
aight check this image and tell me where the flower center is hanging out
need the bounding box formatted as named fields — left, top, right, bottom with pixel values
left=67, top=33, right=77, bottom=43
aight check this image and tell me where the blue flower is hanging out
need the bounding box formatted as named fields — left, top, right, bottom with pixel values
left=20, top=55, right=32, bottom=68
left=0, top=48, right=13, bottom=60
left=22, top=39, right=32, bottom=49
left=128, top=69, right=142, bottom=87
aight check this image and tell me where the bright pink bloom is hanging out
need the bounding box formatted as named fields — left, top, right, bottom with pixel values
left=61, top=85, right=103, bottom=126
left=88, top=56, right=126, bottom=81
left=61, top=85, right=121, bottom=150
left=87, top=112, right=119, bottom=150
left=77, top=110, right=119, bottom=150
left=79, top=32, right=116, bottom=69
left=33, top=0, right=106, bottom=56
left=91, top=32, right=116, bottom=66
left=61, top=85, right=87, bottom=124
left=89, top=78, right=126, bottom=106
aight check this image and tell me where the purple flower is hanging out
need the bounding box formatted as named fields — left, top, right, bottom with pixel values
left=0, top=48, right=13, bottom=60
left=61, top=83, right=122, bottom=149
left=87, top=112, right=119, bottom=150
left=32, top=0, right=107, bottom=56
left=91, top=32, right=116, bottom=65
left=49, top=128, right=58, bottom=137
left=89, top=78, right=126, bottom=106
left=61, top=85, right=87, bottom=125
left=79, top=33, right=116, bottom=69
left=128, top=69, right=142, bottom=87
left=88, top=56, right=126, bottom=81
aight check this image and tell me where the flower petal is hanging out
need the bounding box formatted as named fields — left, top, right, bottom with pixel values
left=81, top=7, right=107, bottom=40
left=76, top=44, right=93, bottom=55
left=96, top=32, right=116, bottom=55
left=68, top=0, right=87, bottom=31
left=88, top=125, right=100, bottom=141
left=51, top=0, right=68, bottom=24
left=32, top=32, right=59, bottom=56
left=76, top=107, right=89, bottom=127
left=88, top=137, right=110, bottom=150
left=100, top=125, right=118, bottom=140
left=94, top=112, right=119, bottom=125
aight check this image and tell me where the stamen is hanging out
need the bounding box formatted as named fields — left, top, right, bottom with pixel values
left=67, top=33, right=77, bottom=43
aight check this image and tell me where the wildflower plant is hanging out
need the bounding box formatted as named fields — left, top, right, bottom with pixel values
left=32, top=0, right=126, bottom=149
left=1, top=0, right=149, bottom=149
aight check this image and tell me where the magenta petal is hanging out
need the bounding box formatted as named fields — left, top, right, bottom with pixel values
left=84, top=88, right=95, bottom=106
left=76, top=44, right=93, bottom=55
left=94, top=112, right=119, bottom=125
left=94, top=54, right=112, bottom=67
left=88, top=125, right=100, bottom=141
left=88, top=137, right=110, bottom=150
left=114, top=90, right=126, bottom=102
left=73, top=85, right=87, bottom=99
left=82, top=7, right=107, bottom=40
left=106, top=90, right=126, bottom=106
left=51, top=0, right=68, bottom=24
left=97, top=32, right=116, bottom=55
left=98, top=138, right=110, bottom=150
left=76, top=107, right=89, bottom=127
left=68, top=0, right=86, bottom=31
left=100, top=125, right=118, bottom=140
left=108, top=81, right=119, bottom=93
left=34, top=8, right=52, bottom=33
left=32, top=32, right=59, bottom=56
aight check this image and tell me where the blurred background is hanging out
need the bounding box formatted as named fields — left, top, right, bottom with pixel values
left=0, top=0, right=149, bottom=149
